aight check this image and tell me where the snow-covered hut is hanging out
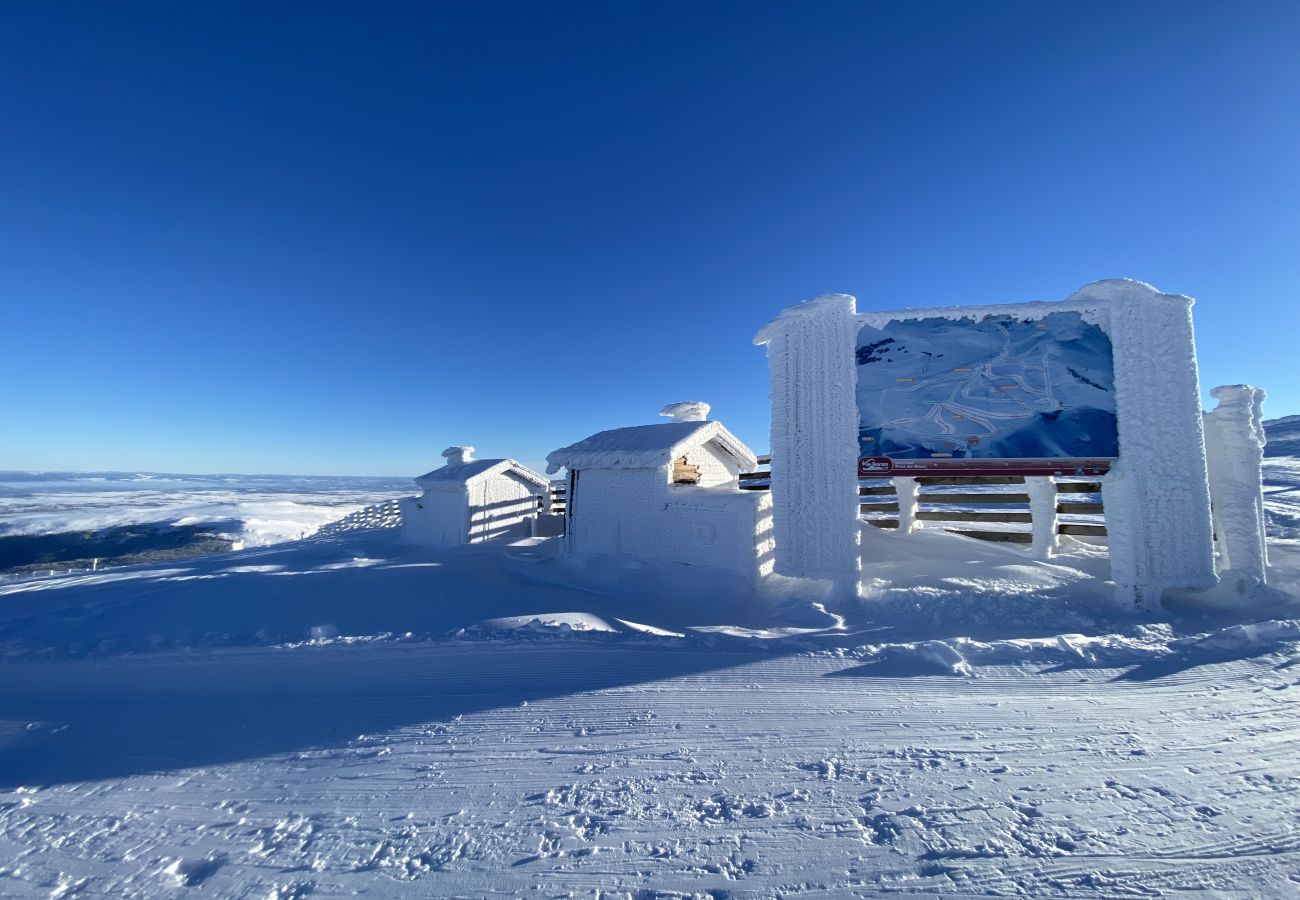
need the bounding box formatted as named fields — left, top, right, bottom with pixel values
left=546, top=403, right=773, bottom=584
left=399, top=446, right=551, bottom=548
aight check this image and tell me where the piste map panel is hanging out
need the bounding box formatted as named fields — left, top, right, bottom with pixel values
left=855, top=310, right=1118, bottom=475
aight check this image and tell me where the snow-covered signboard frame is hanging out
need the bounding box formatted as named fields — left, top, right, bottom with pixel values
left=755, top=279, right=1218, bottom=610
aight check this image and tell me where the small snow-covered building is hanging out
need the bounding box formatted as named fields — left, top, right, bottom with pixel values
left=399, top=446, right=550, bottom=548
left=546, top=402, right=774, bottom=585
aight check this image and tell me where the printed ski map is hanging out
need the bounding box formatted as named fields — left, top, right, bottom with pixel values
left=856, top=310, right=1119, bottom=462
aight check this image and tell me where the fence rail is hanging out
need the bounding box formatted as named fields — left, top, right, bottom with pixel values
left=740, top=456, right=1106, bottom=545
left=555, top=458, right=1105, bottom=546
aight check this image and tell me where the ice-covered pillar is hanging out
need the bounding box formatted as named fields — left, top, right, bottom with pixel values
left=1070, top=280, right=1217, bottom=610
left=893, top=476, right=920, bottom=534
left=754, top=294, right=861, bottom=596
left=1203, top=384, right=1269, bottom=594
left=1025, top=477, right=1058, bottom=560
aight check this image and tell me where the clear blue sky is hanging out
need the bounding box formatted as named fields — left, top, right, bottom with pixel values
left=3, top=1, right=1297, bottom=476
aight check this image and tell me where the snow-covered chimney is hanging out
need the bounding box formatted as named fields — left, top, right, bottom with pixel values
left=442, top=446, right=475, bottom=465
left=659, top=401, right=710, bottom=423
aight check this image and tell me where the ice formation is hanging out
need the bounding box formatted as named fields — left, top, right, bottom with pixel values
left=659, top=401, right=711, bottom=423
left=1203, top=384, right=1269, bottom=595
left=546, top=421, right=755, bottom=475
left=1073, top=280, right=1217, bottom=608
left=754, top=294, right=862, bottom=595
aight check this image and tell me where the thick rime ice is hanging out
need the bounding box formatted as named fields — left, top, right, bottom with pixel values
left=1204, top=384, right=1269, bottom=595
left=659, top=400, right=711, bottom=423
left=892, top=476, right=919, bottom=533
left=401, top=455, right=550, bottom=549
left=1070, top=280, right=1217, bottom=608
left=1026, top=477, right=1059, bottom=561
left=545, top=421, right=756, bottom=475
left=755, top=294, right=861, bottom=595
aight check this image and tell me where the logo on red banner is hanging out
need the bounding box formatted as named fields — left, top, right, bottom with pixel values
left=858, top=457, right=894, bottom=476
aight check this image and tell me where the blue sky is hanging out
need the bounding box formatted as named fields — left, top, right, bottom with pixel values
left=2, top=1, right=1297, bottom=476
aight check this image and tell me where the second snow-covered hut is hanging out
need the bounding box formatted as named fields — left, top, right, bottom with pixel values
left=400, top=446, right=551, bottom=548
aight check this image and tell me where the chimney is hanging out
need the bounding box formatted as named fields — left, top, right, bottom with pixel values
left=659, top=401, right=710, bottom=423
left=442, top=446, right=475, bottom=465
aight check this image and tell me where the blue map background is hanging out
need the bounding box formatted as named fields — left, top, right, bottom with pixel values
left=856, top=311, right=1118, bottom=460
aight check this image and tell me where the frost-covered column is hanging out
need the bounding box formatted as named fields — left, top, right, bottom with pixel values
left=893, top=476, right=920, bottom=534
left=1071, top=280, right=1217, bottom=609
left=1203, top=384, right=1269, bottom=595
left=1026, top=477, right=1058, bottom=560
left=754, top=294, right=861, bottom=596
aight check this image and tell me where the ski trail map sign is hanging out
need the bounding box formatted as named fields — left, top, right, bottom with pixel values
left=856, top=310, right=1118, bottom=477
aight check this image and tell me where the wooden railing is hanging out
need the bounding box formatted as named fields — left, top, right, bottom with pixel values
left=738, top=458, right=1106, bottom=544
left=860, top=475, right=1106, bottom=543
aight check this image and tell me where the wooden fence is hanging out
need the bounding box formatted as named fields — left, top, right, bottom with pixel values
left=553, top=457, right=1103, bottom=545
left=739, top=456, right=1106, bottom=544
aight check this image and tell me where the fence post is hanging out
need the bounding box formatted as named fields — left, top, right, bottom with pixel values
left=893, top=476, right=919, bottom=533
left=1026, top=477, right=1058, bottom=560
left=1202, top=384, right=1269, bottom=596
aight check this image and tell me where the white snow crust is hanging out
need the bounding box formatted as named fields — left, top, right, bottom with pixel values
left=1204, top=384, right=1270, bottom=595
left=755, top=293, right=861, bottom=593
left=414, top=458, right=549, bottom=492
left=1, top=481, right=1299, bottom=896
left=545, top=420, right=756, bottom=474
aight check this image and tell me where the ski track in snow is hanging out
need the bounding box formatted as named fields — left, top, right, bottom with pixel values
left=2, top=643, right=1299, bottom=896
left=0, top=460, right=1299, bottom=896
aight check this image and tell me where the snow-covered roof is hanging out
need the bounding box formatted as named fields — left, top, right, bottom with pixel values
left=415, top=459, right=550, bottom=492
left=546, top=421, right=757, bottom=474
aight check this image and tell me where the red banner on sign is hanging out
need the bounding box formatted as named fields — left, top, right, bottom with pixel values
left=857, top=457, right=1114, bottom=478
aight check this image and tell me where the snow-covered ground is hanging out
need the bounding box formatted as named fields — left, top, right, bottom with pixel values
left=1, top=464, right=1299, bottom=896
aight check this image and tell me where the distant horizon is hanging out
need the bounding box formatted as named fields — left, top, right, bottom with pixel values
left=4, top=403, right=1295, bottom=481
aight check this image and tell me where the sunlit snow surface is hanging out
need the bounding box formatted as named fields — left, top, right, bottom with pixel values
left=0, top=463, right=1298, bottom=895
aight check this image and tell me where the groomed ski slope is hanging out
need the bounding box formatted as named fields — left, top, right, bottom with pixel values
left=2, top=487, right=1299, bottom=896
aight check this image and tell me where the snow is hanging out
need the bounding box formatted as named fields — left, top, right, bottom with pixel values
left=1, top=488, right=1300, bottom=895
left=1204, top=385, right=1270, bottom=596
left=402, top=453, right=549, bottom=550
left=1026, top=476, right=1059, bottom=560
left=1084, top=280, right=1218, bottom=609
left=414, top=457, right=549, bottom=492
left=659, top=400, right=711, bottom=423
left=545, top=420, right=757, bottom=474
left=755, top=293, right=862, bottom=594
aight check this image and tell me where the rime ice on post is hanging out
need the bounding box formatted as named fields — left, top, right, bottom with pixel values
left=893, top=476, right=920, bottom=534
left=1078, top=279, right=1217, bottom=609
left=1026, top=477, right=1058, bottom=560
left=1203, top=384, right=1269, bottom=596
left=754, top=294, right=861, bottom=596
